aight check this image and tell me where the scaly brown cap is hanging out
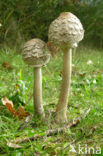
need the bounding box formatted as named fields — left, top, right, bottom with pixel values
left=48, top=12, right=84, bottom=49
left=22, top=39, right=50, bottom=67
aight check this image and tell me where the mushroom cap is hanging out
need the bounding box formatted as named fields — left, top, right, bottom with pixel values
left=22, top=39, right=50, bottom=67
left=48, top=12, right=84, bottom=49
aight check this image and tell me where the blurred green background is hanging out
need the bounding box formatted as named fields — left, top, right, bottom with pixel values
left=0, top=0, right=103, bottom=49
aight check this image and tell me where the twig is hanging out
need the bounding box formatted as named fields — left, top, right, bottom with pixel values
left=46, top=108, right=91, bottom=136
left=8, top=109, right=91, bottom=149
left=8, top=134, right=41, bottom=148
left=18, top=115, right=33, bottom=131
left=15, top=134, right=40, bottom=144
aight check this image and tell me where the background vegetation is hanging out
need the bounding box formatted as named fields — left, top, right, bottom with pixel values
left=0, top=0, right=103, bottom=48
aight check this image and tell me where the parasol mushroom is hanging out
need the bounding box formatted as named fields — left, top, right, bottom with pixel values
left=48, top=12, right=84, bottom=123
left=22, top=38, right=50, bottom=118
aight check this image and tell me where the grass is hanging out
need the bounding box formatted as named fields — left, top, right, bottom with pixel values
left=0, top=45, right=103, bottom=155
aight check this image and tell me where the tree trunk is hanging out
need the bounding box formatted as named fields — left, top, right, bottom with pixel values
left=56, top=48, right=72, bottom=123
left=33, top=67, right=45, bottom=118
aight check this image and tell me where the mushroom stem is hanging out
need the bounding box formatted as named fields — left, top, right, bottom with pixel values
left=33, top=67, right=45, bottom=118
left=56, top=48, right=72, bottom=123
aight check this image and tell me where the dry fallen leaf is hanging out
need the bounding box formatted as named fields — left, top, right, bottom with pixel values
left=7, top=142, right=23, bottom=148
left=1, top=97, right=30, bottom=120
left=2, top=97, right=13, bottom=106
left=2, top=62, right=13, bottom=70
left=14, top=106, right=30, bottom=120
left=1, top=97, right=16, bottom=115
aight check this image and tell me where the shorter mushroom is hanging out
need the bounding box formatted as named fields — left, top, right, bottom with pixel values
left=22, top=39, right=50, bottom=118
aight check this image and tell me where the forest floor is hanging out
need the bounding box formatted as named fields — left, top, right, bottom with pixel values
left=0, top=46, right=103, bottom=156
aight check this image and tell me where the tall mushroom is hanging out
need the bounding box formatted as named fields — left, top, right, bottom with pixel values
left=48, top=12, right=84, bottom=123
left=22, top=39, right=50, bottom=118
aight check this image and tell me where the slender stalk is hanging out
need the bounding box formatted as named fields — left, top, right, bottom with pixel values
left=56, top=48, right=72, bottom=123
left=33, top=67, right=45, bottom=118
